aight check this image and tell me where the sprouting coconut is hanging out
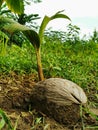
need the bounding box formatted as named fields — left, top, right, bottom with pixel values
left=31, top=78, right=87, bottom=125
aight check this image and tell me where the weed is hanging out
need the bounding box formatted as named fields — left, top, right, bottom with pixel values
left=29, top=110, right=50, bottom=130
left=0, top=108, right=20, bottom=130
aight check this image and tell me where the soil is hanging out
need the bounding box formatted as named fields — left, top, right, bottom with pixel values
left=0, top=72, right=98, bottom=130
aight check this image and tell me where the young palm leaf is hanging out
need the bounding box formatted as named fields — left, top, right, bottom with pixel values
left=39, top=10, right=71, bottom=44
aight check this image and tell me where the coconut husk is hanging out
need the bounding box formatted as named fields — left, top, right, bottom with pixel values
left=31, top=78, right=87, bottom=125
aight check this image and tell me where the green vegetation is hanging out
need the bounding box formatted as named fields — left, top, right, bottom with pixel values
left=0, top=27, right=98, bottom=90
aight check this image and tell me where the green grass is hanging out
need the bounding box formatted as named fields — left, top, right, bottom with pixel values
left=0, top=43, right=37, bottom=74
left=0, top=33, right=98, bottom=94
left=42, top=39, right=98, bottom=88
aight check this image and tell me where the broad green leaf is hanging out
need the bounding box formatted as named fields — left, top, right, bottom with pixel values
left=0, top=0, right=4, bottom=7
left=3, top=23, right=31, bottom=34
left=0, top=16, right=40, bottom=48
left=5, top=0, right=24, bottom=14
left=39, top=10, right=71, bottom=44
left=0, top=15, right=16, bottom=29
left=23, top=30, right=40, bottom=49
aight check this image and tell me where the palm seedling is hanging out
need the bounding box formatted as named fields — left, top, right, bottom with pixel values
left=0, top=0, right=71, bottom=80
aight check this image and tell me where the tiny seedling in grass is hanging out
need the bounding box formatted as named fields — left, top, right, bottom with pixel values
left=0, top=108, right=20, bottom=130
left=29, top=109, right=50, bottom=130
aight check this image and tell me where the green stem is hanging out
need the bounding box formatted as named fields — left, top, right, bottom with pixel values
left=36, top=48, right=44, bottom=81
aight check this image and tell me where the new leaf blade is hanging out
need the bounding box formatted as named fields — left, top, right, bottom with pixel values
left=51, top=13, right=71, bottom=21
left=39, top=15, right=50, bottom=44
left=39, top=10, right=71, bottom=44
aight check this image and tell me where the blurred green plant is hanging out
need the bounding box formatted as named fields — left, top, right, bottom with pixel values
left=0, top=108, right=12, bottom=129
left=0, top=108, right=20, bottom=130
left=65, top=23, right=80, bottom=43
left=0, top=0, right=24, bottom=14
left=90, top=29, right=98, bottom=43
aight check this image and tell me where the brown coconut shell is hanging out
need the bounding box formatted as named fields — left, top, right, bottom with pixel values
left=31, top=78, right=87, bottom=125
